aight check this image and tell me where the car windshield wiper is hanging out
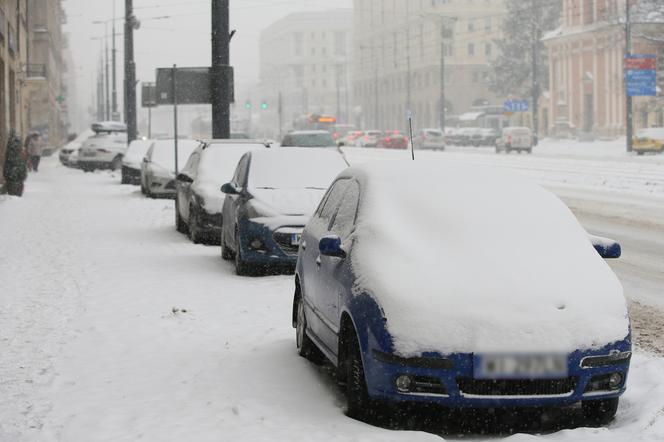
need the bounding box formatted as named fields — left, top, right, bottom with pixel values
left=255, top=186, right=276, bottom=190
left=305, top=187, right=327, bottom=190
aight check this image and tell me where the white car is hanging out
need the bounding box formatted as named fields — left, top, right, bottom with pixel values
left=59, top=130, right=95, bottom=168
left=141, top=139, right=200, bottom=199
left=414, top=128, right=446, bottom=150
left=356, top=130, right=382, bottom=148
left=121, top=139, right=154, bottom=185
left=78, top=122, right=128, bottom=171
left=496, top=127, right=533, bottom=154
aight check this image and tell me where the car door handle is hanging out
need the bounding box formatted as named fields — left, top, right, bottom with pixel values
left=316, top=256, right=322, bottom=267
left=301, top=240, right=307, bottom=250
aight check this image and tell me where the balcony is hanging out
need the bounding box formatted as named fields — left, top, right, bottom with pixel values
left=26, top=64, right=47, bottom=79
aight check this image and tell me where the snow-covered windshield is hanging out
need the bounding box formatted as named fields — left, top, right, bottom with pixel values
left=198, top=144, right=264, bottom=184
left=248, top=149, right=347, bottom=190
left=150, top=140, right=200, bottom=172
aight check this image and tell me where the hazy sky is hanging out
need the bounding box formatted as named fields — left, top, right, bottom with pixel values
left=64, top=0, right=352, bottom=130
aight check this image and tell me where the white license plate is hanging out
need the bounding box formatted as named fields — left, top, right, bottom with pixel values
left=474, top=354, right=568, bottom=379
left=82, top=151, right=96, bottom=157
left=291, top=233, right=302, bottom=246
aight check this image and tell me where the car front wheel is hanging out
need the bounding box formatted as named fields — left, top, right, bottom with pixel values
left=234, top=230, right=251, bottom=276
left=188, top=206, right=203, bottom=244
left=176, top=207, right=188, bottom=234
left=583, top=398, right=619, bottom=425
left=342, top=329, right=371, bottom=419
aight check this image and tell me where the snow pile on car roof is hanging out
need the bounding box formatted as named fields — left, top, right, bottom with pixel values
left=151, top=139, right=200, bottom=172
left=123, top=140, right=153, bottom=168
left=350, top=161, right=629, bottom=357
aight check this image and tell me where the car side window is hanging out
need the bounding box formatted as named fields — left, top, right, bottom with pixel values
left=330, top=181, right=360, bottom=239
left=315, top=180, right=349, bottom=228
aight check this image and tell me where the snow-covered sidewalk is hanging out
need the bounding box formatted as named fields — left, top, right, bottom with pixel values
left=1, top=157, right=664, bottom=441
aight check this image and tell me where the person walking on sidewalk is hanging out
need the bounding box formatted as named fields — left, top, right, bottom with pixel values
left=3, top=130, right=28, bottom=196
left=26, top=132, right=44, bottom=172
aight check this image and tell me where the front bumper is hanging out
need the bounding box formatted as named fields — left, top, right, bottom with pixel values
left=238, top=219, right=302, bottom=268
left=148, top=175, right=177, bottom=197
left=122, top=166, right=142, bottom=184
left=363, top=341, right=631, bottom=408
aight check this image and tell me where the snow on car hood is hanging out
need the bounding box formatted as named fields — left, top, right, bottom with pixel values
left=350, top=162, right=629, bottom=357
left=250, top=187, right=326, bottom=218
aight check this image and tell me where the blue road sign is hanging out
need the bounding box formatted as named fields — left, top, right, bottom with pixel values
left=503, top=100, right=529, bottom=112
left=627, top=69, right=657, bottom=97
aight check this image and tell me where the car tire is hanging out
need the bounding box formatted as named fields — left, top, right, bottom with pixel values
left=342, top=328, right=371, bottom=419
left=176, top=207, right=188, bottom=234
left=582, top=398, right=619, bottom=425
left=296, top=296, right=325, bottom=365
left=189, top=206, right=203, bottom=244
left=234, top=230, right=251, bottom=276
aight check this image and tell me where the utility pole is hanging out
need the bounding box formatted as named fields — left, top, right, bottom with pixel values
left=625, top=0, right=633, bottom=153
left=336, top=65, right=341, bottom=122
left=105, top=34, right=110, bottom=120
left=278, top=91, right=283, bottom=140
left=112, top=2, right=118, bottom=120
left=405, top=2, right=412, bottom=120
left=125, top=0, right=138, bottom=142
left=211, top=0, right=231, bottom=139
left=531, top=0, right=541, bottom=146
left=439, top=21, right=447, bottom=129
left=97, top=58, right=105, bottom=121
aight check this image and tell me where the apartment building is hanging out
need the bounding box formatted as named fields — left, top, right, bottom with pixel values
left=353, top=0, right=506, bottom=130
left=25, top=0, right=67, bottom=149
left=0, top=0, right=28, bottom=188
left=258, top=9, right=353, bottom=133
left=544, top=0, right=664, bottom=138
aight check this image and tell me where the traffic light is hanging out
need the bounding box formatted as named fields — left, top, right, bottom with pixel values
left=244, top=100, right=252, bottom=110
left=260, top=101, right=268, bottom=110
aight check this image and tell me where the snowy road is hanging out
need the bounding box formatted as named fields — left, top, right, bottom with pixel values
left=1, top=150, right=664, bottom=441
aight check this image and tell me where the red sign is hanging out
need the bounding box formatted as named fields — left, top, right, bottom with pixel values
left=625, top=56, right=656, bottom=70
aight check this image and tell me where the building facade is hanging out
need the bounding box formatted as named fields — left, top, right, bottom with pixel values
left=258, top=9, right=353, bottom=135
left=0, top=0, right=29, bottom=188
left=544, top=0, right=664, bottom=138
left=25, top=0, right=67, bottom=149
left=353, top=0, right=506, bottom=131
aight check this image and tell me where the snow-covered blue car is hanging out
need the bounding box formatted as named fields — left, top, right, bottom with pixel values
left=220, top=148, right=348, bottom=275
left=293, top=161, right=631, bottom=424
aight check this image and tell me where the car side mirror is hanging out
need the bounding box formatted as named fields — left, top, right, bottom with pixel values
left=221, top=182, right=239, bottom=195
left=319, top=235, right=346, bottom=258
left=589, top=234, right=621, bottom=259
left=176, top=173, right=193, bottom=183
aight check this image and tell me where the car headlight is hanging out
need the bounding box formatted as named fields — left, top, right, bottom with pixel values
left=580, top=351, right=631, bottom=368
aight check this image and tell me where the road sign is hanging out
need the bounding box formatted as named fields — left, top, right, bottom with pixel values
left=141, top=83, right=157, bottom=108
left=503, top=100, right=529, bottom=113
left=626, top=54, right=657, bottom=97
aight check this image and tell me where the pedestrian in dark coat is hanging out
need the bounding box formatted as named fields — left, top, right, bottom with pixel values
left=3, top=130, right=28, bottom=196
left=26, top=132, right=43, bottom=172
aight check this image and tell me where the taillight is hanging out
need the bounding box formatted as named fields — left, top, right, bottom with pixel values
left=364, top=136, right=369, bottom=141
left=386, top=137, right=391, bottom=143
left=507, top=135, right=513, bottom=144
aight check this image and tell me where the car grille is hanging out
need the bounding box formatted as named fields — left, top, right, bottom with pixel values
left=457, top=377, right=577, bottom=397
left=273, top=232, right=299, bottom=255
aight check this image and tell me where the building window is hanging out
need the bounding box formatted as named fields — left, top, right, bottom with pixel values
left=484, top=17, right=492, bottom=32
left=485, top=42, right=492, bottom=57
left=583, top=0, right=595, bottom=25
left=468, top=19, right=475, bottom=32
left=468, top=43, right=475, bottom=56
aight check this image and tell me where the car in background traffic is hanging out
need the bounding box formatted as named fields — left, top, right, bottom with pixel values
left=356, top=130, right=382, bottom=148
left=281, top=130, right=337, bottom=148
left=445, top=127, right=464, bottom=146
left=140, top=139, right=200, bottom=198
left=220, top=148, right=348, bottom=275
left=331, top=124, right=356, bottom=145
left=633, top=128, right=664, bottom=155
left=175, top=140, right=268, bottom=244
left=414, top=128, right=446, bottom=150
left=495, top=127, right=534, bottom=154
left=293, top=160, right=630, bottom=424
left=377, top=130, right=409, bottom=149
left=478, top=128, right=501, bottom=146
left=337, top=131, right=364, bottom=147
left=77, top=122, right=128, bottom=172
left=121, top=139, right=153, bottom=185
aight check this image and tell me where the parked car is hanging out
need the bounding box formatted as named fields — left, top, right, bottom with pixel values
left=140, top=139, right=200, bottom=199
left=77, top=122, right=128, bottom=172
left=175, top=140, right=268, bottom=244
left=220, top=148, right=348, bottom=275
left=293, top=160, right=630, bottom=423
left=445, top=127, right=464, bottom=146
left=281, top=131, right=337, bottom=148
left=458, top=127, right=483, bottom=147
left=376, top=130, right=409, bottom=149
left=331, top=125, right=356, bottom=145
left=496, top=127, right=534, bottom=154
left=414, top=128, right=446, bottom=150
left=479, top=128, right=501, bottom=146
left=338, top=131, right=364, bottom=147
left=633, top=128, right=664, bottom=155
left=121, top=139, right=153, bottom=185
left=59, top=130, right=93, bottom=168
left=356, top=130, right=383, bottom=148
